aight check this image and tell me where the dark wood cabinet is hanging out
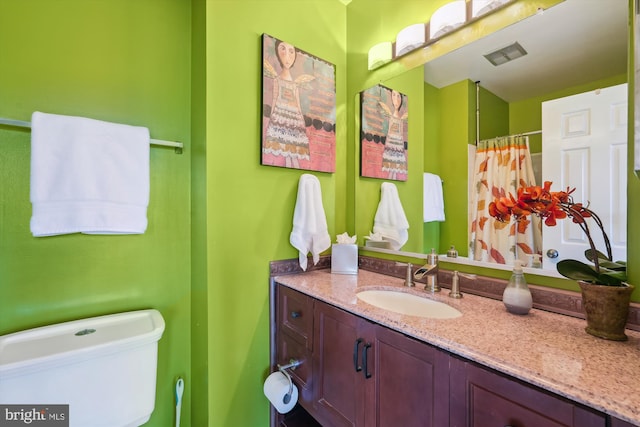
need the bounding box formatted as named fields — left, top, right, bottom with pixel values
left=367, top=323, right=450, bottom=427
left=449, top=356, right=606, bottom=427
left=312, top=298, right=366, bottom=426
left=273, top=284, right=620, bottom=427
left=311, top=298, right=450, bottom=427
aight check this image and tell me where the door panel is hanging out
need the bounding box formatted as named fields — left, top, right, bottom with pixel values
left=313, top=300, right=364, bottom=427
left=542, top=83, right=627, bottom=269
left=371, top=326, right=449, bottom=427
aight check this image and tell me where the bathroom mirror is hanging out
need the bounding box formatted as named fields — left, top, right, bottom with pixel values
left=360, top=0, right=629, bottom=276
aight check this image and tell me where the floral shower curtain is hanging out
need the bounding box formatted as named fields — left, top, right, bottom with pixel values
left=469, top=135, right=542, bottom=266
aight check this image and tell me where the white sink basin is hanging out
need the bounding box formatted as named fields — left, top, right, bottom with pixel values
left=357, top=290, right=462, bottom=319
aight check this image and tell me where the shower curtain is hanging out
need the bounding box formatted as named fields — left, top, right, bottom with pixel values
left=469, top=135, right=542, bottom=266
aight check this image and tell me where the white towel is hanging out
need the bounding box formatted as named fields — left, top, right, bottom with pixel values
left=373, top=182, right=409, bottom=251
left=289, top=174, right=331, bottom=270
left=30, top=111, right=150, bottom=236
left=423, top=172, right=445, bottom=222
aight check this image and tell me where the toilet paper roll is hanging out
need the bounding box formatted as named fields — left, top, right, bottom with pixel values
left=263, top=371, right=298, bottom=414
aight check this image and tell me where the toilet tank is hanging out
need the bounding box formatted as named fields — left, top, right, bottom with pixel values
left=0, top=309, right=165, bottom=427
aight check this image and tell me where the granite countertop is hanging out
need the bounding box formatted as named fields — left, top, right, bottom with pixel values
left=274, top=269, right=640, bottom=425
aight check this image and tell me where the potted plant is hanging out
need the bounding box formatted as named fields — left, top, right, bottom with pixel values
left=489, top=181, right=632, bottom=341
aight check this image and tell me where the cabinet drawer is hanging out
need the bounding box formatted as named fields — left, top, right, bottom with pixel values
left=450, top=357, right=606, bottom=427
left=277, top=285, right=313, bottom=351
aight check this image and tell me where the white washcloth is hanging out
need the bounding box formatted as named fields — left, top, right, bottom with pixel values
left=373, top=182, right=409, bottom=250
left=289, top=174, right=331, bottom=270
left=30, top=111, right=150, bottom=236
left=423, top=172, right=445, bottom=222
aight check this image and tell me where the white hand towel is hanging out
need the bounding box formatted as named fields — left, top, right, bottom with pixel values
left=423, top=172, right=445, bottom=222
left=289, top=174, right=331, bottom=270
left=30, top=111, right=150, bottom=236
left=373, top=182, right=409, bottom=251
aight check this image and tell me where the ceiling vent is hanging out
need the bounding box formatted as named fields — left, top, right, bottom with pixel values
left=483, top=42, right=527, bottom=66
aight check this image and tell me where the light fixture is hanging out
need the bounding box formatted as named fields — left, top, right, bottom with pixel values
left=395, top=23, right=426, bottom=57
left=429, top=0, right=466, bottom=39
left=365, top=0, right=525, bottom=71
left=483, top=41, right=527, bottom=66
left=472, top=0, right=512, bottom=19
left=368, top=42, right=393, bottom=70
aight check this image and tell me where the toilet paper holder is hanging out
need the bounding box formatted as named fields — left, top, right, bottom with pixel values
left=277, top=359, right=302, bottom=404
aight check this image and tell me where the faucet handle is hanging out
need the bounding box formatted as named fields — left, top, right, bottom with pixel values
left=393, top=262, right=415, bottom=287
left=449, top=271, right=463, bottom=299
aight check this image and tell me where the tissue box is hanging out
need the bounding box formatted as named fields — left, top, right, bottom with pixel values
left=331, top=244, right=358, bottom=275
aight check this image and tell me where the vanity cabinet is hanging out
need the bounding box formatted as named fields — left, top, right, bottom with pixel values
left=449, top=356, right=606, bottom=427
left=273, top=283, right=620, bottom=427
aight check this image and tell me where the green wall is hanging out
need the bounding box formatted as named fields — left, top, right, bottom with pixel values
left=0, top=1, right=192, bottom=426
left=423, top=82, right=442, bottom=251
left=205, top=1, right=346, bottom=426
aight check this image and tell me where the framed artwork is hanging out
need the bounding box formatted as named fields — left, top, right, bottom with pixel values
left=360, top=85, right=408, bottom=181
left=261, top=34, right=336, bottom=173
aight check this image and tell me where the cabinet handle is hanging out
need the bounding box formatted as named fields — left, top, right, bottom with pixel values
left=290, top=311, right=301, bottom=319
left=353, top=338, right=363, bottom=372
left=362, top=343, right=372, bottom=379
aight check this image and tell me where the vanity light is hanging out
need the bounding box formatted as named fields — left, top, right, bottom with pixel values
left=368, top=41, right=393, bottom=70
left=429, top=0, right=466, bottom=39
left=472, top=0, right=513, bottom=19
left=365, top=0, right=526, bottom=71
left=395, top=23, right=426, bottom=57
left=483, top=41, right=527, bottom=66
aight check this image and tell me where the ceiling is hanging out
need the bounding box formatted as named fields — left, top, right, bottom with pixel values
left=423, top=0, right=628, bottom=102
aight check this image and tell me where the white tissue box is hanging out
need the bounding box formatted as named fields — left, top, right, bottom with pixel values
left=331, top=244, right=358, bottom=275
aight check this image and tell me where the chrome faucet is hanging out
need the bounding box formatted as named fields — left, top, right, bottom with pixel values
left=414, top=249, right=440, bottom=292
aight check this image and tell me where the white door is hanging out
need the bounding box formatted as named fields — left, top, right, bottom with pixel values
left=542, top=83, right=627, bottom=271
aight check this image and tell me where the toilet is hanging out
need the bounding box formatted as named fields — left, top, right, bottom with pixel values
left=0, top=309, right=165, bottom=427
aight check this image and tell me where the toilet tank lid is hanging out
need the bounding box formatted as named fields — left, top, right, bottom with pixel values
left=0, top=309, right=165, bottom=373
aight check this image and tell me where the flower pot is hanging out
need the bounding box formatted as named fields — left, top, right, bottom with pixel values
left=578, top=281, right=634, bottom=341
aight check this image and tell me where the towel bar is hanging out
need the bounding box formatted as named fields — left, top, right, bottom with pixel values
left=0, top=116, right=184, bottom=154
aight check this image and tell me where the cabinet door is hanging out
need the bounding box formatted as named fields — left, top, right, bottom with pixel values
left=450, top=357, right=606, bottom=427
left=312, top=300, right=367, bottom=427
left=367, top=325, right=450, bottom=427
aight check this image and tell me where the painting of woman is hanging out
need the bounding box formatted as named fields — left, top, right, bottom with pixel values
left=380, top=89, right=408, bottom=180
left=261, top=34, right=336, bottom=172
left=360, top=85, right=408, bottom=181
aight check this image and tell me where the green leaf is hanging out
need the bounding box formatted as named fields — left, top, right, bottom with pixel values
left=598, top=259, right=627, bottom=271
left=557, top=259, right=626, bottom=286
left=557, top=259, right=600, bottom=281
left=582, top=249, right=627, bottom=271
left=584, top=249, right=610, bottom=262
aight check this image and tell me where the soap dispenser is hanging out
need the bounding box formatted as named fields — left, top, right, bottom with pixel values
left=502, top=260, right=532, bottom=315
